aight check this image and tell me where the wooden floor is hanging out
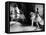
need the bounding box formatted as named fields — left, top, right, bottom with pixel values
left=10, top=22, right=42, bottom=32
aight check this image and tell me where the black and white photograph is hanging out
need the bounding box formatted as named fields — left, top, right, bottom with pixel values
left=5, top=1, right=45, bottom=33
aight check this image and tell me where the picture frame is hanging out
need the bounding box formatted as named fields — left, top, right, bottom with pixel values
left=5, top=1, right=45, bottom=33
